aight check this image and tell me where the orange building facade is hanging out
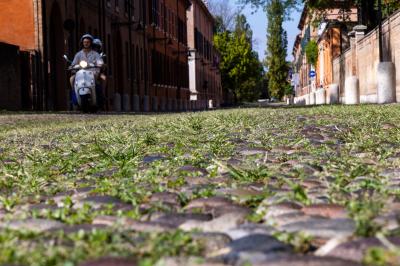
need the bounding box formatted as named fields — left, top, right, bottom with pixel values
left=0, top=0, right=35, bottom=50
left=292, top=6, right=357, bottom=104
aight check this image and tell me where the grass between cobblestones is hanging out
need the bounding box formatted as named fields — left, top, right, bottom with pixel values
left=0, top=105, right=400, bottom=265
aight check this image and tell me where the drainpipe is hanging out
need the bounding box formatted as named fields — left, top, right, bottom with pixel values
left=128, top=0, right=134, bottom=104
left=41, top=0, right=49, bottom=110
left=75, top=0, right=79, bottom=52
left=143, top=0, right=148, bottom=97
left=378, top=0, right=383, bottom=62
left=376, top=0, right=396, bottom=104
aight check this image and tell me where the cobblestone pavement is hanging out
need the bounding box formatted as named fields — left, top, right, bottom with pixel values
left=0, top=106, right=400, bottom=265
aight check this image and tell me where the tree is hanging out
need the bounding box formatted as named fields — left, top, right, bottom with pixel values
left=234, top=14, right=253, bottom=43
left=207, top=1, right=239, bottom=32
left=265, top=0, right=289, bottom=99
left=214, top=14, right=264, bottom=103
left=305, top=40, right=318, bottom=67
left=237, top=0, right=301, bottom=18
left=307, top=0, right=400, bottom=28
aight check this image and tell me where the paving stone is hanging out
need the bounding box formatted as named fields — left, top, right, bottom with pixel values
left=251, top=255, right=362, bottom=266
left=293, top=163, right=322, bottom=174
left=150, top=212, right=213, bottom=226
left=214, top=234, right=292, bottom=264
left=301, top=180, right=324, bottom=189
left=215, top=187, right=264, bottom=198
left=75, top=195, right=132, bottom=210
left=238, top=148, right=267, bottom=156
left=49, top=224, right=109, bottom=234
left=155, top=257, right=225, bottom=266
left=92, top=167, right=119, bottom=178
left=262, top=202, right=303, bottom=220
left=3, top=218, right=64, bottom=233
left=307, top=195, right=331, bottom=204
left=180, top=212, right=247, bottom=233
left=270, top=146, right=296, bottom=154
left=225, top=223, right=276, bottom=240
left=143, top=154, right=167, bottom=164
left=184, top=176, right=213, bottom=186
left=380, top=169, right=400, bottom=179
left=268, top=211, right=310, bottom=227
left=149, top=192, right=181, bottom=207
left=185, top=197, right=234, bottom=211
left=279, top=217, right=356, bottom=242
left=53, top=187, right=96, bottom=205
left=325, top=237, right=400, bottom=262
left=192, top=232, right=232, bottom=254
left=226, top=158, right=244, bottom=166
left=93, top=216, right=175, bottom=232
left=301, top=204, right=348, bottom=219
left=79, top=257, right=136, bottom=266
left=179, top=165, right=209, bottom=176
left=261, top=195, right=289, bottom=205
left=373, top=213, right=400, bottom=231
left=14, top=203, right=60, bottom=216
left=296, top=116, right=307, bottom=122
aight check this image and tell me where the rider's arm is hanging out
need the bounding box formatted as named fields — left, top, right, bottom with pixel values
left=71, top=52, right=81, bottom=66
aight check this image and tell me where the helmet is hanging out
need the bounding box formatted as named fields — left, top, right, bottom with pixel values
left=93, top=38, right=103, bottom=49
left=80, top=34, right=94, bottom=44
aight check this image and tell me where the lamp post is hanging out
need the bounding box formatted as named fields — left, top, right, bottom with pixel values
left=376, top=0, right=396, bottom=104
left=378, top=0, right=383, bottom=62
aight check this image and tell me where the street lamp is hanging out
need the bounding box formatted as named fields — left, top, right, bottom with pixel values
left=378, top=0, right=383, bottom=62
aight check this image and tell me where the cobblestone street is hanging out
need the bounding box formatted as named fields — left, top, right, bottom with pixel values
left=1, top=106, right=400, bottom=265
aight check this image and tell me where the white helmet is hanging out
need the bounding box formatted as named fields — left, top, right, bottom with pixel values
left=80, top=34, right=94, bottom=44
left=93, top=38, right=103, bottom=49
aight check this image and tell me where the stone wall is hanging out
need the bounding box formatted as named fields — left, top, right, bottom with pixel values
left=332, top=9, right=400, bottom=104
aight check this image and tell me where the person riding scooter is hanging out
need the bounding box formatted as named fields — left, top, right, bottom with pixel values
left=92, top=38, right=107, bottom=110
left=67, top=34, right=103, bottom=112
left=70, top=34, right=102, bottom=89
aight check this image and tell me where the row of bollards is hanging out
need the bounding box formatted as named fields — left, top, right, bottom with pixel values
left=294, top=62, right=396, bottom=106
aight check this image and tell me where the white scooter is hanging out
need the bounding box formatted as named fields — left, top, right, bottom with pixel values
left=64, top=55, right=104, bottom=112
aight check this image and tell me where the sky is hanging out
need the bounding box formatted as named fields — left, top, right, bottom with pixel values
left=227, top=0, right=302, bottom=62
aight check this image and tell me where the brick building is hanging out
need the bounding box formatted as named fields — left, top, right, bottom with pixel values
left=186, top=0, right=222, bottom=109
left=0, top=0, right=36, bottom=110
left=0, top=0, right=222, bottom=112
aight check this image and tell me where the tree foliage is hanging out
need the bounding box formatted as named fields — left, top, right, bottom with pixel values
left=307, top=0, right=400, bottom=27
left=265, top=0, right=289, bottom=99
left=214, top=15, right=264, bottom=103
left=207, top=1, right=239, bottom=33
left=305, top=40, right=318, bottom=67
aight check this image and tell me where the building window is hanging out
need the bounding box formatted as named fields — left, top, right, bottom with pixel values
left=124, top=0, right=129, bottom=15
left=151, top=0, right=160, bottom=26
left=115, top=0, right=119, bottom=12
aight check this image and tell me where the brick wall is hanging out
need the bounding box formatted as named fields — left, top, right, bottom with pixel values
left=0, top=0, right=35, bottom=50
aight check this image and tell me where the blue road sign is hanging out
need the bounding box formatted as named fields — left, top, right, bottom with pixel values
left=309, top=70, right=316, bottom=78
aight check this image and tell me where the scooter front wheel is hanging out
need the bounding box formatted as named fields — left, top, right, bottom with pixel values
left=80, top=95, right=90, bottom=113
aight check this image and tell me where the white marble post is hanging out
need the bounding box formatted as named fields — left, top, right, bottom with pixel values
left=329, top=84, right=339, bottom=104
left=122, top=94, right=130, bottom=112
left=345, top=76, right=360, bottom=104
left=113, top=93, right=121, bottom=112
left=377, top=62, right=396, bottom=104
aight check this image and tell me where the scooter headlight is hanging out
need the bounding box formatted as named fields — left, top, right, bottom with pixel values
left=79, top=61, right=88, bottom=68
